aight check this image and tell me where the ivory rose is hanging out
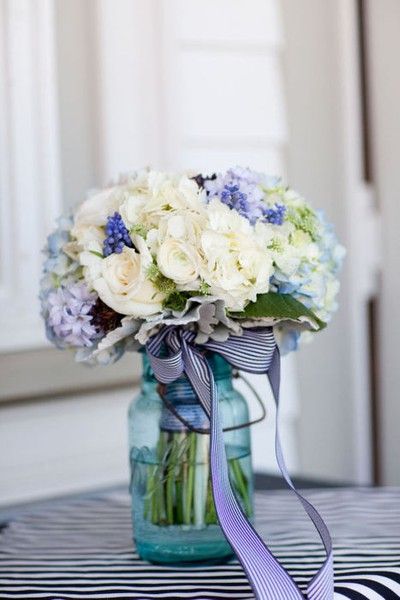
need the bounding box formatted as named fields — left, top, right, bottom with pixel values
left=73, top=187, right=123, bottom=228
left=82, top=236, right=164, bottom=317
left=200, top=200, right=273, bottom=310
left=157, top=239, right=200, bottom=286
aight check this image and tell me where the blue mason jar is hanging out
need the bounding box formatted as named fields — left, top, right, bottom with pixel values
left=128, top=351, right=254, bottom=565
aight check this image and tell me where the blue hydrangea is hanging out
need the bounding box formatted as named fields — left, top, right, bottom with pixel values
left=40, top=214, right=78, bottom=291
left=271, top=208, right=345, bottom=353
left=277, top=328, right=301, bottom=354
left=103, top=212, right=133, bottom=256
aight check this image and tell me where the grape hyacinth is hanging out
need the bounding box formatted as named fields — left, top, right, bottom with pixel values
left=264, top=203, right=286, bottom=225
left=204, top=167, right=264, bottom=224
left=103, top=212, right=133, bottom=257
left=46, top=282, right=99, bottom=347
left=204, top=167, right=287, bottom=227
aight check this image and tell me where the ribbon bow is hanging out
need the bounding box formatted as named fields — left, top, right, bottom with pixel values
left=146, top=326, right=333, bottom=600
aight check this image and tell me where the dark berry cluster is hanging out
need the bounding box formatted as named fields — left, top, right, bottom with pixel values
left=191, top=173, right=217, bottom=189
left=103, top=212, right=133, bottom=257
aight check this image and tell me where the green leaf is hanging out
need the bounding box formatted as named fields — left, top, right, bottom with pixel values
left=130, top=223, right=148, bottom=238
left=163, top=291, right=192, bottom=312
left=231, top=292, right=326, bottom=331
left=89, top=250, right=103, bottom=259
left=146, top=263, right=176, bottom=295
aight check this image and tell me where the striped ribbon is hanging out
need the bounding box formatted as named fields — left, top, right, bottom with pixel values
left=146, top=326, right=334, bottom=600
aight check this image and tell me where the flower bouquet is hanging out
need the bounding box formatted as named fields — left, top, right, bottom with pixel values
left=40, top=167, right=344, bottom=596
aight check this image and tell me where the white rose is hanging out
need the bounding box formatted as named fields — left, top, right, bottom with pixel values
left=119, top=195, right=147, bottom=230
left=148, top=212, right=206, bottom=255
left=83, top=236, right=164, bottom=317
left=71, top=224, right=104, bottom=253
left=74, top=187, right=124, bottom=228
left=201, top=200, right=273, bottom=310
left=159, top=212, right=205, bottom=244
left=142, top=173, right=206, bottom=227
left=157, top=239, right=200, bottom=287
left=150, top=212, right=205, bottom=289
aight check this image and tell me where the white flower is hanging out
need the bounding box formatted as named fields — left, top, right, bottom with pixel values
left=70, top=224, right=104, bottom=253
left=290, top=229, right=320, bottom=263
left=158, top=212, right=205, bottom=244
left=200, top=200, right=273, bottom=310
left=157, top=239, right=200, bottom=286
left=152, top=212, right=206, bottom=289
left=82, top=236, right=164, bottom=317
left=71, top=186, right=126, bottom=257
left=73, top=187, right=123, bottom=228
left=119, top=195, right=147, bottom=230
left=117, top=172, right=206, bottom=234
left=255, top=221, right=301, bottom=277
left=142, top=173, right=206, bottom=227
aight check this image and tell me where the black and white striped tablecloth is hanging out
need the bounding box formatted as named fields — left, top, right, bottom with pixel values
left=0, top=488, right=399, bottom=599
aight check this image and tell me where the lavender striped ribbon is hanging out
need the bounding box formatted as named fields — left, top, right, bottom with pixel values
left=146, top=326, right=334, bottom=600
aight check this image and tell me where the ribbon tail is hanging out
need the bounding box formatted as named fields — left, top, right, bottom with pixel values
left=268, top=347, right=334, bottom=600
left=185, top=347, right=303, bottom=600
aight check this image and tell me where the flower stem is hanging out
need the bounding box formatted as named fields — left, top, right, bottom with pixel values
left=184, top=432, right=196, bottom=525
left=205, top=477, right=218, bottom=525
left=149, top=465, right=159, bottom=524
left=166, top=434, right=178, bottom=525
left=156, top=432, right=168, bottom=525
left=230, top=457, right=252, bottom=516
left=194, top=434, right=209, bottom=527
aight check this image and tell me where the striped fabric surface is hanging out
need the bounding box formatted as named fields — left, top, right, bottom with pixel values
left=0, top=487, right=399, bottom=600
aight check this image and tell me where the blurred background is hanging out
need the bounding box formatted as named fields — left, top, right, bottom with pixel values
left=0, top=0, right=399, bottom=507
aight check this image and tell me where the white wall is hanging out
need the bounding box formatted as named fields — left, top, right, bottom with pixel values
left=0, top=389, right=134, bottom=506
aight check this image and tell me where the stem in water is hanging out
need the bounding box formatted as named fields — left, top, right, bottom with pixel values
left=184, top=432, right=196, bottom=525
left=194, top=433, right=209, bottom=527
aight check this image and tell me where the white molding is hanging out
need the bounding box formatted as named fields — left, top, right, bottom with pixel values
left=366, top=0, right=400, bottom=485
left=0, top=0, right=62, bottom=352
left=178, top=40, right=283, bottom=54
left=281, top=0, right=381, bottom=483
left=335, top=0, right=381, bottom=483
left=0, top=387, right=135, bottom=506
left=94, top=0, right=162, bottom=180
left=236, top=355, right=300, bottom=474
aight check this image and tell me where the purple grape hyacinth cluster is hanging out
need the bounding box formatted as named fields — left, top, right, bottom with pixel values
left=204, top=167, right=286, bottom=226
left=265, top=203, right=286, bottom=225
left=46, top=282, right=99, bottom=347
left=103, top=212, right=133, bottom=257
left=204, top=168, right=264, bottom=224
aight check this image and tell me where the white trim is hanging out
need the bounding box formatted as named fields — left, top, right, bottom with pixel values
left=281, top=0, right=381, bottom=483
left=0, top=387, right=134, bottom=506
left=365, top=0, right=400, bottom=485
left=0, top=0, right=62, bottom=352
left=94, top=0, right=162, bottom=180
left=335, top=0, right=381, bottom=483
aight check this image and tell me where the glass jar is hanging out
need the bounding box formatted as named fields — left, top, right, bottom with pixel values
left=128, top=351, right=254, bottom=565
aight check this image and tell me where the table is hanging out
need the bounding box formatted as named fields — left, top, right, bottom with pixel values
left=1, top=487, right=399, bottom=599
